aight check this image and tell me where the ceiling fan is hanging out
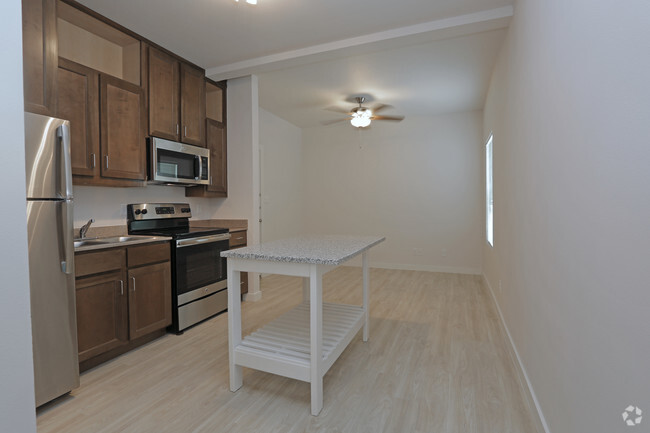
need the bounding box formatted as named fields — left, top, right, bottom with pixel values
left=322, top=96, right=405, bottom=128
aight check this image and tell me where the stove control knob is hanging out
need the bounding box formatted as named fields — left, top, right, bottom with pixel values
left=141, top=209, right=148, bottom=215
left=134, top=209, right=141, bottom=215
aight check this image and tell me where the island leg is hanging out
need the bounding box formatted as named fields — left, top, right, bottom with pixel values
left=227, top=260, right=243, bottom=391
left=302, top=277, right=310, bottom=303
left=309, top=265, right=323, bottom=416
left=362, top=252, right=369, bottom=342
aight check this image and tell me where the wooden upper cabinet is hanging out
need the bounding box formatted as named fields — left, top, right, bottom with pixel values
left=57, top=58, right=99, bottom=176
left=148, top=47, right=179, bottom=141
left=22, top=0, right=58, bottom=116
left=186, top=79, right=227, bottom=198
left=100, top=74, right=146, bottom=180
left=205, top=119, right=227, bottom=195
left=180, top=63, right=206, bottom=146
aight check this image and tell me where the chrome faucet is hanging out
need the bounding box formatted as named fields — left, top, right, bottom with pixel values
left=79, top=218, right=94, bottom=239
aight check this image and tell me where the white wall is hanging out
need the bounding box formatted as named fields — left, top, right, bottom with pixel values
left=73, top=184, right=223, bottom=227
left=259, top=108, right=303, bottom=242
left=483, top=1, right=650, bottom=432
left=0, top=1, right=37, bottom=431
left=301, top=112, right=483, bottom=273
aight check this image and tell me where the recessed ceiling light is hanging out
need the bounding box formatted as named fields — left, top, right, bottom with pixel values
left=235, top=0, right=257, bottom=4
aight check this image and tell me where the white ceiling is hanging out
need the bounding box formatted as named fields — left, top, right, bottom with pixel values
left=78, top=0, right=513, bottom=128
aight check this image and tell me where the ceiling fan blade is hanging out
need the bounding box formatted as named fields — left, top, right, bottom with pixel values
left=372, top=115, right=405, bottom=121
left=371, top=104, right=393, bottom=114
left=321, top=118, right=349, bottom=126
left=324, top=106, right=352, bottom=115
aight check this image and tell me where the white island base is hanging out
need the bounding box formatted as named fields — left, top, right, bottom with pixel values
left=223, top=235, right=385, bottom=416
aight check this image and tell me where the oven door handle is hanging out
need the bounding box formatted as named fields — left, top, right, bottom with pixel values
left=176, top=233, right=231, bottom=248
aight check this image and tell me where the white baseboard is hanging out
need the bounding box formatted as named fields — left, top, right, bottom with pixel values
left=242, top=290, right=262, bottom=302
left=482, top=275, right=551, bottom=433
left=369, top=262, right=482, bottom=275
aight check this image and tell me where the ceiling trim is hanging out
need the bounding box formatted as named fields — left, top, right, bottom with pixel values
left=206, top=6, right=513, bottom=81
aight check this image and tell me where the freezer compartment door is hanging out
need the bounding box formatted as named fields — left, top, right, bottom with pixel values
left=24, top=112, right=72, bottom=200
left=27, top=200, right=79, bottom=406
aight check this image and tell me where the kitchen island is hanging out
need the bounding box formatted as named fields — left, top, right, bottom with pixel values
left=222, top=235, right=385, bottom=415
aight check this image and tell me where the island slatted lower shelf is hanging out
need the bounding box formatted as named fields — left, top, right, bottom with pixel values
left=234, top=302, right=365, bottom=382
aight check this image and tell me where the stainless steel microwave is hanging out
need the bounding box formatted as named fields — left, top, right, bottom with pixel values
left=148, top=137, right=209, bottom=186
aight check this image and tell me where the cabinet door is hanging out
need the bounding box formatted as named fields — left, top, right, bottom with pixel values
left=22, top=0, right=57, bottom=116
left=76, top=271, right=128, bottom=362
left=128, top=262, right=172, bottom=340
left=148, top=47, right=179, bottom=141
left=180, top=63, right=205, bottom=146
left=205, top=119, right=227, bottom=195
left=100, top=74, right=146, bottom=180
left=57, top=58, right=99, bottom=177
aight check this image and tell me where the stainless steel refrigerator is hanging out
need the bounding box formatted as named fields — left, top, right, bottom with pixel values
left=24, top=112, right=79, bottom=407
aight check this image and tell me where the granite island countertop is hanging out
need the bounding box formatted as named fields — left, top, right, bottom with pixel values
left=221, top=235, right=385, bottom=265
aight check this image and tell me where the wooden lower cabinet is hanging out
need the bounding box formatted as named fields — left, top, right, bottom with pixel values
left=228, top=230, right=248, bottom=296
left=75, top=242, right=171, bottom=370
left=128, top=262, right=172, bottom=339
left=75, top=270, right=128, bottom=362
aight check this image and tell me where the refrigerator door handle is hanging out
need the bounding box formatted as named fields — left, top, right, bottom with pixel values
left=59, top=201, right=74, bottom=275
left=57, top=123, right=73, bottom=200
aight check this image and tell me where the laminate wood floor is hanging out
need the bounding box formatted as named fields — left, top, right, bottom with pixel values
left=37, top=268, right=543, bottom=433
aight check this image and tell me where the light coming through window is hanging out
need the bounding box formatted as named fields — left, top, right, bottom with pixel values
left=486, top=134, right=494, bottom=247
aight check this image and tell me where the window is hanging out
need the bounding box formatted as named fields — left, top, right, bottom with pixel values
left=486, top=134, right=494, bottom=247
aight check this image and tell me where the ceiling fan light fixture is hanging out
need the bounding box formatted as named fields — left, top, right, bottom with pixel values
left=351, top=109, right=372, bottom=128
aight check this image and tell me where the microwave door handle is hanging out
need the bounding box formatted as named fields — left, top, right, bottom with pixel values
left=194, top=155, right=201, bottom=180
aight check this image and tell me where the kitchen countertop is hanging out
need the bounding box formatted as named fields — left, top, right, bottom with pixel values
left=74, top=235, right=172, bottom=253
left=221, top=235, right=385, bottom=265
left=190, top=219, right=247, bottom=232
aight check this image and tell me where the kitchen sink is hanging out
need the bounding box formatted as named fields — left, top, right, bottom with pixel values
left=74, top=235, right=169, bottom=250
left=73, top=239, right=107, bottom=248
left=94, top=236, right=144, bottom=243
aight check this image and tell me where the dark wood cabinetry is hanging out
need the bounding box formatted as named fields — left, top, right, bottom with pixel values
left=57, top=58, right=99, bottom=176
left=148, top=47, right=179, bottom=141
left=74, top=242, right=171, bottom=371
left=22, top=0, right=225, bottom=189
left=229, top=230, right=248, bottom=295
left=148, top=46, right=205, bottom=146
left=76, top=270, right=128, bottom=362
left=128, top=261, right=172, bottom=339
left=180, top=63, right=206, bottom=146
left=22, top=0, right=57, bottom=116
left=186, top=79, right=227, bottom=198
left=100, top=75, right=146, bottom=180
left=58, top=59, right=145, bottom=186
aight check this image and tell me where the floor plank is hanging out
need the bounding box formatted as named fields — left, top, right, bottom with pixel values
left=37, top=267, right=543, bottom=433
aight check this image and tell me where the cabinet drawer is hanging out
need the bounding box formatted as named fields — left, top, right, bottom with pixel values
left=229, top=231, right=247, bottom=248
left=127, top=242, right=170, bottom=267
left=75, top=248, right=125, bottom=278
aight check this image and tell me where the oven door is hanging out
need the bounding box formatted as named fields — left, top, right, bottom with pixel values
left=175, top=233, right=230, bottom=301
